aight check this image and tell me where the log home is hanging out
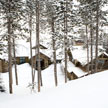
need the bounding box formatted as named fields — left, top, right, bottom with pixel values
left=30, top=52, right=51, bottom=70
left=14, top=42, right=30, bottom=65
left=61, top=61, right=86, bottom=80
left=31, top=44, right=52, bottom=70
left=69, top=46, right=108, bottom=72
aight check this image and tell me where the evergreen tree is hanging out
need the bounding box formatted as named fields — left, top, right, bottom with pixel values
left=26, top=0, right=35, bottom=89
left=0, top=0, right=26, bottom=93
left=45, top=0, right=58, bottom=86
left=79, top=0, right=108, bottom=73
left=56, top=0, right=77, bottom=82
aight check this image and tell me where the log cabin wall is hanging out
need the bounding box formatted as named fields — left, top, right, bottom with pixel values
left=67, top=72, right=78, bottom=80
left=0, top=60, right=9, bottom=73
left=31, top=53, right=51, bottom=70
left=0, top=60, right=2, bottom=72
left=2, top=60, right=8, bottom=72
left=16, top=57, right=29, bottom=64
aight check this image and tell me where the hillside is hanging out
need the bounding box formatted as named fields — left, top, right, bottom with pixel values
left=0, top=66, right=108, bottom=108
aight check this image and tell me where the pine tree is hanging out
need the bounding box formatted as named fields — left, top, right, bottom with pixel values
left=79, top=0, right=108, bottom=73
left=45, top=0, right=58, bottom=86
left=35, top=0, right=41, bottom=92
left=0, top=0, right=27, bottom=93
left=57, top=0, right=76, bottom=82
left=12, top=38, right=18, bottom=85
left=7, top=0, right=13, bottom=94
left=26, top=0, right=35, bottom=89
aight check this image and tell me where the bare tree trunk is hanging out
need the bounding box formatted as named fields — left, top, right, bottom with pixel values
left=29, top=13, right=34, bottom=86
left=36, top=0, right=41, bottom=92
left=8, top=0, right=13, bottom=94
left=86, top=25, right=89, bottom=73
left=90, top=23, right=93, bottom=74
left=13, top=38, right=18, bottom=85
left=95, top=0, right=99, bottom=73
left=64, top=0, right=68, bottom=83
left=52, top=18, right=58, bottom=86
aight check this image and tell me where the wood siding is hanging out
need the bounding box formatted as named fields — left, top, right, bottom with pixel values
left=0, top=60, right=8, bottom=73
left=67, top=72, right=78, bottom=80
left=16, top=57, right=29, bottom=64
left=0, top=60, right=2, bottom=72
left=31, top=53, right=51, bottom=70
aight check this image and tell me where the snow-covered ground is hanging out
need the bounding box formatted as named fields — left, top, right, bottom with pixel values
left=1, top=63, right=65, bottom=95
left=0, top=68, right=108, bottom=108
left=42, top=63, right=65, bottom=88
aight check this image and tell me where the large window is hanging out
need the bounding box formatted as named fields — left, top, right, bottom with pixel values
left=20, top=57, right=25, bottom=64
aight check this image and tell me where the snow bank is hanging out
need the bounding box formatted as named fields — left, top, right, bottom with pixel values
left=0, top=70, right=108, bottom=108
left=1, top=63, right=65, bottom=94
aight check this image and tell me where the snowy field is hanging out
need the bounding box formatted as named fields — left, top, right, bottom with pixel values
left=0, top=63, right=108, bottom=108
left=1, top=63, right=65, bottom=94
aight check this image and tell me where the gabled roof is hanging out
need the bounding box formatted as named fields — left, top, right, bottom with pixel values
left=61, top=61, right=87, bottom=77
left=32, top=52, right=51, bottom=59
left=32, top=49, right=52, bottom=59
left=15, top=40, right=30, bottom=57
left=99, top=52, right=108, bottom=57
left=71, top=46, right=106, bottom=66
left=32, top=44, right=47, bottom=49
left=14, top=40, right=52, bottom=59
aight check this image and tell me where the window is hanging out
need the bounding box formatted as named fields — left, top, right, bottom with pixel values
left=20, top=57, right=25, bottom=64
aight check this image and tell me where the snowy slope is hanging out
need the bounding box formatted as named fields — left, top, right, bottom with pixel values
left=0, top=69, right=108, bottom=108
left=2, top=63, right=33, bottom=94
left=1, top=63, right=65, bottom=94
left=42, top=63, right=65, bottom=88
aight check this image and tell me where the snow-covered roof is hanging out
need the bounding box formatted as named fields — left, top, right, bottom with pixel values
left=15, top=40, right=52, bottom=59
left=32, top=49, right=52, bottom=59
left=56, top=48, right=64, bottom=60
left=0, top=53, right=8, bottom=61
left=31, top=32, right=52, bottom=49
left=71, top=46, right=106, bottom=66
left=100, top=52, right=108, bottom=57
left=67, top=61, right=87, bottom=77
left=32, top=44, right=48, bottom=49
left=15, top=40, right=30, bottom=57
left=11, top=39, right=53, bottom=60
left=61, top=61, right=86, bottom=77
